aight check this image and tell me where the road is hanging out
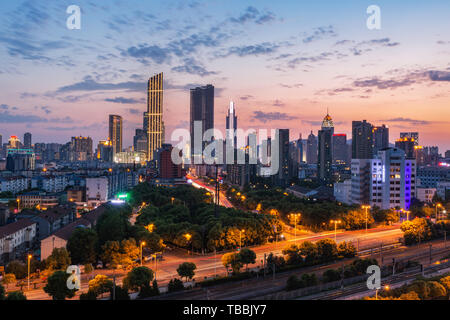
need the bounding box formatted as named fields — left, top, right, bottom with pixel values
left=188, top=175, right=233, bottom=208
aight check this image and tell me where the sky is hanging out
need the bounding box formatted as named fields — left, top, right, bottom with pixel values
left=0, top=0, right=449, bottom=151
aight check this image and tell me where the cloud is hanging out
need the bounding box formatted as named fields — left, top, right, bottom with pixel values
left=302, top=25, right=337, bottom=43
left=252, top=111, right=298, bottom=123
left=428, top=71, right=450, bottom=82
left=171, top=58, right=218, bottom=77
left=120, top=44, right=171, bottom=64
left=229, top=6, right=276, bottom=25
left=279, top=83, right=303, bottom=89
left=127, top=108, right=141, bottom=115
left=272, top=99, right=285, bottom=107
left=287, top=51, right=334, bottom=69
left=217, top=42, right=280, bottom=58
left=382, top=117, right=432, bottom=126
left=105, top=97, right=144, bottom=104
left=353, top=77, right=415, bottom=90
left=0, top=110, right=74, bottom=124
left=54, top=76, right=146, bottom=94
left=240, top=95, right=254, bottom=101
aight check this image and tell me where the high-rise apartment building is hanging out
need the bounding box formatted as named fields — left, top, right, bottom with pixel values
left=274, top=129, right=291, bottom=187
left=395, top=137, right=415, bottom=159
left=400, top=132, right=419, bottom=146
left=318, top=113, right=334, bottom=186
left=306, top=131, right=318, bottom=164
left=147, top=73, right=164, bottom=161
left=352, top=120, right=373, bottom=159
left=23, top=132, right=32, bottom=149
left=108, top=115, right=122, bottom=155
left=373, top=125, right=389, bottom=154
left=190, top=84, right=214, bottom=160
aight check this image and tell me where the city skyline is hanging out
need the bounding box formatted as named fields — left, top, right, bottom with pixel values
left=0, top=0, right=449, bottom=151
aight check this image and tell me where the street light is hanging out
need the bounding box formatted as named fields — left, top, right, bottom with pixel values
left=436, top=203, right=443, bottom=221
left=184, top=233, right=192, bottom=255
left=16, top=198, right=20, bottom=212
left=289, top=213, right=301, bottom=243
left=362, top=205, right=371, bottom=233
left=27, top=254, right=32, bottom=290
left=330, top=220, right=341, bottom=243
left=140, top=241, right=146, bottom=266
left=375, top=285, right=390, bottom=300
left=239, top=229, right=245, bottom=249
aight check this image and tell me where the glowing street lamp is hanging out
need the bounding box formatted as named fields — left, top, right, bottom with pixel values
left=239, top=229, right=245, bottom=249
left=184, top=233, right=192, bottom=255
left=289, top=213, right=301, bottom=243
left=27, top=254, right=32, bottom=290
left=375, top=285, right=390, bottom=300
left=436, top=203, right=443, bottom=221
left=330, top=220, right=341, bottom=243
left=362, top=205, right=371, bottom=233
left=145, top=224, right=155, bottom=233
left=140, top=241, right=146, bottom=266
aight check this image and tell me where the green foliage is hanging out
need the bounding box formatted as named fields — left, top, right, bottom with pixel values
left=5, top=291, right=27, bottom=300
left=285, top=273, right=317, bottom=291
left=298, top=241, right=318, bottom=264
left=131, top=184, right=280, bottom=252
left=238, top=248, right=256, bottom=269
left=84, top=264, right=94, bottom=274
left=67, top=228, right=98, bottom=265
left=88, top=275, right=113, bottom=296
left=5, top=260, right=27, bottom=279
left=401, top=218, right=434, bottom=245
left=123, top=266, right=154, bottom=294
left=96, top=203, right=133, bottom=246
left=2, top=273, right=17, bottom=287
left=100, top=238, right=139, bottom=269
left=0, top=283, right=5, bottom=300
left=45, top=248, right=71, bottom=271
left=282, top=244, right=303, bottom=265
left=79, top=290, right=97, bottom=300
left=316, top=239, right=338, bottom=262
left=109, top=285, right=130, bottom=300
left=44, top=270, right=77, bottom=300
left=222, top=252, right=243, bottom=274
left=177, top=262, right=197, bottom=281
left=168, top=278, right=185, bottom=292
left=342, top=210, right=374, bottom=230
left=337, top=241, right=357, bottom=258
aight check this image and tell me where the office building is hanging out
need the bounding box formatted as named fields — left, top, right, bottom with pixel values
left=108, top=115, right=123, bottom=155
left=332, top=133, right=347, bottom=165
left=318, top=113, right=334, bottom=186
left=373, top=125, right=389, bottom=154
left=306, top=131, right=318, bottom=164
left=147, top=73, right=164, bottom=161
left=395, top=137, right=415, bottom=159
left=400, top=132, right=419, bottom=146
left=190, top=84, right=214, bottom=160
left=352, top=120, right=373, bottom=159
left=23, top=132, right=32, bottom=149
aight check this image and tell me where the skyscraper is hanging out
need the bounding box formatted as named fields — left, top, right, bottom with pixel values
left=23, top=132, right=32, bottom=149
left=275, top=129, right=291, bottom=187
left=352, top=120, right=373, bottom=159
left=373, top=125, right=389, bottom=154
left=306, top=131, right=318, bottom=164
left=395, top=137, right=415, bottom=159
left=400, top=132, right=419, bottom=146
left=318, top=113, right=334, bottom=186
left=226, top=101, right=237, bottom=149
left=133, top=129, right=148, bottom=154
left=8, top=136, right=20, bottom=149
left=190, top=84, right=214, bottom=160
left=108, top=115, right=122, bottom=155
left=147, top=72, right=164, bottom=161
left=332, top=134, right=347, bottom=165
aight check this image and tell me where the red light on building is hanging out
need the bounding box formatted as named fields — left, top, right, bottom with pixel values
left=333, top=134, right=346, bottom=137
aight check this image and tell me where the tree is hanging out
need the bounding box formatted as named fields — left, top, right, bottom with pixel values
left=0, top=283, right=5, bottom=300
left=79, top=290, right=97, bottom=300
left=100, top=241, right=121, bottom=268
left=439, top=276, right=450, bottom=292
left=298, top=241, right=318, bottom=264
left=119, top=238, right=140, bottom=267
left=337, top=241, right=357, bottom=258
left=427, top=281, right=447, bottom=299
left=45, top=248, right=71, bottom=271
left=322, top=269, right=341, bottom=283
left=316, top=239, right=338, bottom=262
left=5, top=260, right=27, bottom=279
left=122, top=266, right=154, bottom=294
left=67, top=228, right=98, bottom=265
left=177, top=262, right=197, bottom=281
left=44, top=270, right=77, bottom=300
left=238, top=248, right=256, bottom=270
left=221, top=252, right=243, bottom=275
left=5, top=291, right=27, bottom=300
left=2, top=273, right=17, bottom=289
left=88, top=275, right=113, bottom=297
left=168, top=278, right=184, bottom=292
left=401, top=218, right=433, bottom=245
left=286, top=275, right=304, bottom=291
left=343, top=210, right=374, bottom=230
left=84, top=264, right=94, bottom=274
left=109, top=285, right=130, bottom=300
left=282, top=244, right=302, bottom=265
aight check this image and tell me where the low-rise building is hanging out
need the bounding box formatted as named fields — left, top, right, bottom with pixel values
left=0, top=219, right=36, bottom=263
left=0, top=176, right=29, bottom=194
left=334, top=179, right=352, bottom=204
left=18, top=192, right=59, bottom=210
left=415, top=187, right=436, bottom=203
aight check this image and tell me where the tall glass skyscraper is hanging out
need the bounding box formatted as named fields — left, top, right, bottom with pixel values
left=147, top=73, right=164, bottom=161
left=108, top=114, right=122, bottom=155
left=318, top=113, right=334, bottom=186
left=190, top=84, right=214, bottom=160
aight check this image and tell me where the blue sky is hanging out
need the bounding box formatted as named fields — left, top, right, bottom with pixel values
left=0, top=0, right=449, bottom=151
